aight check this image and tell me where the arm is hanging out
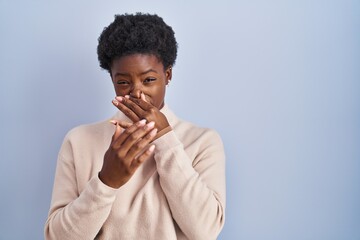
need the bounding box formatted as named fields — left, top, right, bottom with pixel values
left=112, top=96, right=226, bottom=239
left=45, top=120, right=157, bottom=239
left=44, top=143, right=117, bottom=240
left=153, top=129, right=226, bottom=240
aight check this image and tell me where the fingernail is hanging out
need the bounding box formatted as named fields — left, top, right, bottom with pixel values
left=137, top=119, right=147, bottom=126
left=125, top=95, right=130, bottom=99
left=109, top=120, right=117, bottom=125
left=112, top=99, right=119, bottom=106
left=141, top=92, right=146, bottom=101
left=148, top=145, right=155, bottom=152
left=146, top=121, right=155, bottom=129
left=115, top=96, right=123, bottom=102
left=150, top=128, right=158, bottom=137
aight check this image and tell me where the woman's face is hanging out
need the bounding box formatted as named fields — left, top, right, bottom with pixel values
left=110, top=54, right=172, bottom=110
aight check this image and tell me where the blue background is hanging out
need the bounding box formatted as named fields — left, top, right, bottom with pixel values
left=1, top=0, right=359, bottom=239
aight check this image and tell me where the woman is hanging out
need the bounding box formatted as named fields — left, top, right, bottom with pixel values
left=45, top=13, right=226, bottom=240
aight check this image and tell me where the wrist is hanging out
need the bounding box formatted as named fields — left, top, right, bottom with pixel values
left=98, top=171, right=122, bottom=189
left=153, top=125, right=172, bottom=141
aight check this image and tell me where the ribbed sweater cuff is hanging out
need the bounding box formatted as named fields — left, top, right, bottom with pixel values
left=153, top=130, right=182, bottom=153
left=88, top=174, right=118, bottom=199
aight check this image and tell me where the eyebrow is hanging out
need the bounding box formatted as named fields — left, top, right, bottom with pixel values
left=114, top=69, right=158, bottom=77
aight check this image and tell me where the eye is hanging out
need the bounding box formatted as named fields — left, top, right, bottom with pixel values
left=144, top=77, right=156, bottom=83
left=117, top=80, right=129, bottom=85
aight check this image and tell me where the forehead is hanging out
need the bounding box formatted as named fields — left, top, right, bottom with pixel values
left=111, top=54, right=164, bottom=73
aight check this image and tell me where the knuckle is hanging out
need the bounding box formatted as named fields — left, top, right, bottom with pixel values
left=124, top=128, right=132, bottom=135
left=131, top=144, right=142, bottom=153
left=144, top=133, right=153, bottom=140
left=124, top=166, right=132, bottom=175
left=135, top=140, right=146, bottom=149
left=110, top=144, right=117, bottom=151
left=127, top=103, right=134, bottom=110
left=144, top=113, right=152, bottom=120
left=149, top=108, right=156, bottom=114
left=127, top=134, right=137, bottom=142
left=128, top=101, right=136, bottom=108
left=116, top=152, right=125, bottom=159
left=124, top=109, right=133, bottom=115
left=132, top=98, right=140, bottom=104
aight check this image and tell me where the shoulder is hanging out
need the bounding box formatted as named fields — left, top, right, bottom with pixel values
left=65, top=120, right=111, bottom=142
left=164, top=116, right=225, bottom=166
left=59, top=119, right=114, bottom=158
left=164, top=106, right=223, bottom=146
left=172, top=117, right=224, bottom=149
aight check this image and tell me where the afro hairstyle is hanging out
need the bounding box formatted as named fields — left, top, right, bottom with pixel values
left=97, top=13, right=178, bottom=73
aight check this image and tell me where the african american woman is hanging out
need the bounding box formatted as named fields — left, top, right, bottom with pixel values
left=45, top=13, right=226, bottom=240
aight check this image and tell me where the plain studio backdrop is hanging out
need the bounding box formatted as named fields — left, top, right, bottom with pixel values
left=0, top=1, right=359, bottom=239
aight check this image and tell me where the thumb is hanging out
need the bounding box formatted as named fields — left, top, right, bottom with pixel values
left=109, top=120, right=122, bottom=142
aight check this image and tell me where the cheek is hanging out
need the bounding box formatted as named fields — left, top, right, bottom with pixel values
left=151, top=86, right=166, bottom=106
left=114, top=87, right=121, bottom=96
left=114, top=86, right=129, bottom=96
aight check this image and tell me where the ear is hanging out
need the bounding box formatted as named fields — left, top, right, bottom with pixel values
left=165, top=66, right=172, bottom=84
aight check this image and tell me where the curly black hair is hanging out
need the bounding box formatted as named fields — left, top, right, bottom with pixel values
left=97, top=13, right=178, bottom=73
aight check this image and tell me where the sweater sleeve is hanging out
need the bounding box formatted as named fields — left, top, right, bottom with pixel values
left=152, top=129, right=226, bottom=240
left=44, top=137, right=117, bottom=240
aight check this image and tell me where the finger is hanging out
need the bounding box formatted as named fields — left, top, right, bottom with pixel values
left=118, top=96, right=147, bottom=116
left=118, top=121, right=132, bottom=128
left=112, top=98, right=140, bottom=122
left=126, top=128, right=158, bottom=160
left=112, top=119, right=146, bottom=149
left=141, top=92, right=147, bottom=102
left=130, top=145, right=156, bottom=170
left=109, top=121, right=122, bottom=142
left=127, top=96, right=155, bottom=111
left=109, top=119, right=132, bottom=129
left=119, top=121, right=155, bottom=156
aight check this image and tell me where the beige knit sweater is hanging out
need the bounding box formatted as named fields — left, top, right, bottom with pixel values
left=45, top=105, right=226, bottom=240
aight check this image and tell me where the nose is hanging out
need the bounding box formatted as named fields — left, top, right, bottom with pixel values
left=129, top=85, right=142, bottom=98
